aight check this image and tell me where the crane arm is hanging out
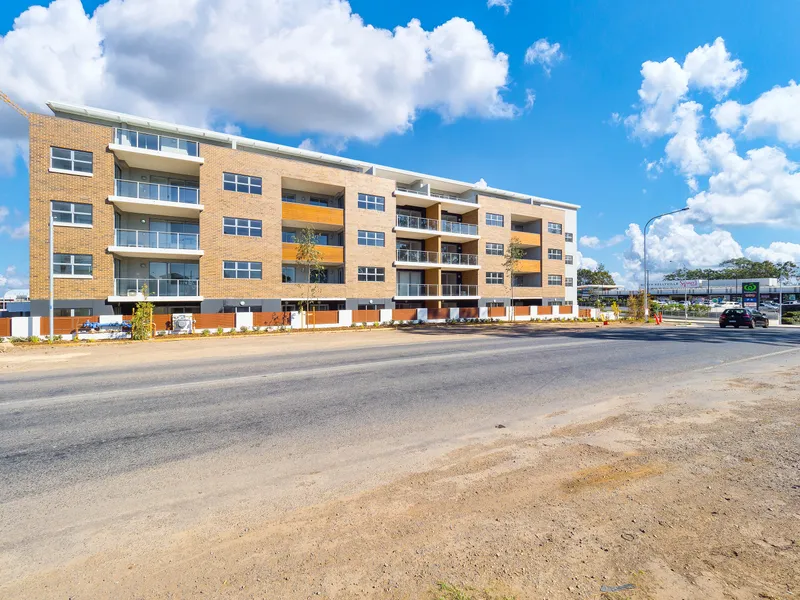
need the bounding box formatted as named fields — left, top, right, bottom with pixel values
left=0, top=91, right=29, bottom=119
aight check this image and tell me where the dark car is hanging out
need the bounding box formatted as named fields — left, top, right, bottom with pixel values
left=719, top=308, right=769, bottom=329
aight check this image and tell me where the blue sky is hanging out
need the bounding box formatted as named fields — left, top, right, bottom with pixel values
left=1, top=0, right=799, bottom=291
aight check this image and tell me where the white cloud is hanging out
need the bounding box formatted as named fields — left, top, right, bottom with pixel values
left=579, top=234, right=624, bottom=249
left=711, top=99, right=744, bottom=131
left=682, top=37, right=747, bottom=99
left=745, top=242, right=800, bottom=264
left=487, top=0, right=512, bottom=15
left=524, top=39, right=564, bottom=75
left=524, top=89, right=536, bottom=110
left=623, top=214, right=743, bottom=274
left=298, top=138, right=315, bottom=151
left=0, top=265, right=28, bottom=293
left=0, top=0, right=518, bottom=171
left=576, top=252, right=598, bottom=271
left=713, top=81, right=800, bottom=146
left=0, top=205, right=28, bottom=238
left=474, top=178, right=488, bottom=189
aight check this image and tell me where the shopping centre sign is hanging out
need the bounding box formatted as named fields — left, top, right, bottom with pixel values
left=649, top=280, right=704, bottom=289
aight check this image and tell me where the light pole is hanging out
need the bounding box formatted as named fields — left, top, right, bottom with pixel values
left=643, top=207, right=689, bottom=321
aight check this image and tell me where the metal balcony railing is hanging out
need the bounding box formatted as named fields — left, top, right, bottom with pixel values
left=115, top=229, right=199, bottom=250
left=441, top=220, right=478, bottom=236
left=441, top=284, right=479, bottom=297
left=114, top=128, right=199, bottom=157
left=441, top=252, right=478, bottom=266
left=395, top=283, right=479, bottom=297
left=115, top=179, right=199, bottom=205
left=115, top=278, right=200, bottom=298
left=396, top=249, right=439, bottom=263
left=396, top=214, right=439, bottom=231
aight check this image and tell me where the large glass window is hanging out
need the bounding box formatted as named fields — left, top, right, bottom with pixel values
left=54, top=308, right=93, bottom=317
left=358, top=267, right=385, bottom=282
left=358, top=193, right=385, bottom=212
left=52, top=201, right=92, bottom=225
left=486, top=213, right=504, bottom=227
left=282, top=266, right=296, bottom=283
left=150, top=262, right=199, bottom=280
left=548, top=248, right=563, bottom=260
left=54, top=254, right=92, bottom=276
left=358, top=230, right=385, bottom=246
left=223, top=172, right=262, bottom=195
left=486, top=272, right=504, bottom=284
left=223, top=217, right=262, bottom=237
left=547, top=222, right=563, bottom=235
left=223, top=261, right=262, bottom=279
left=548, top=274, right=563, bottom=286
left=486, top=242, right=504, bottom=256
left=565, top=233, right=574, bottom=242
left=50, top=147, right=93, bottom=174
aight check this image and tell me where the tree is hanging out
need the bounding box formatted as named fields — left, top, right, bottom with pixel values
left=130, top=284, right=154, bottom=340
left=577, top=263, right=616, bottom=286
left=503, top=237, right=525, bottom=321
left=663, top=259, right=800, bottom=281
left=296, top=227, right=323, bottom=329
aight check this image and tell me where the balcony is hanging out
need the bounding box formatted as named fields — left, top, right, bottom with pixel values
left=108, top=229, right=204, bottom=260
left=110, top=278, right=202, bottom=302
left=394, top=186, right=479, bottom=214
left=109, top=128, right=204, bottom=176
left=282, top=242, right=344, bottom=265
left=394, top=215, right=479, bottom=240
left=513, top=259, right=542, bottom=274
left=110, top=179, right=203, bottom=218
left=282, top=201, right=344, bottom=230
left=394, top=249, right=479, bottom=269
left=511, top=231, right=541, bottom=248
left=395, top=283, right=479, bottom=300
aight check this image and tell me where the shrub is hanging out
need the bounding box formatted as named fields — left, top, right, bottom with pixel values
left=29, top=335, right=40, bottom=343
left=240, top=325, right=249, bottom=333
left=130, top=287, right=154, bottom=341
left=201, top=329, right=210, bottom=337
left=216, top=326, right=224, bottom=335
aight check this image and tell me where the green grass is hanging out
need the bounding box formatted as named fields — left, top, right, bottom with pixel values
left=433, top=581, right=516, bottom=600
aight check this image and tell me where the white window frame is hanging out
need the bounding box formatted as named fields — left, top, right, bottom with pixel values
left=547, top=222, right=563, bottom=235
left=223, top=172, right=262, bottom=195
left=565, top=255, right=574, bottom=265
left=358, top=266, right=385, bottom=282
left=565, top=233, right=574, bottom=242
left=565, top=277, right=574, bottom=287
left=223, top=260, right=262, bottom=279
left=357, top=193, right=385, bottom=212
left=52, top=201, right=93, bottom=227
left=486, top=242, right=504, bottom=256
left=53, top=253, right=93, bottom=278
left=223, top=216, right=262, bottom=237
left=547, top=274, right=563, bottom=286
left=547, top=248, right=563, bottom=260
left=486, top=213, right=504, bottom=227
left=358, top=230, right=385, bottom=247
left=486, top=272, right=504, bottom=284
left=50, top=147, right=93, bottom=176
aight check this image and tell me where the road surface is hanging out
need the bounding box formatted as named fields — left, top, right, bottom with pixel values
left=0, top=324, right=797, bottom=590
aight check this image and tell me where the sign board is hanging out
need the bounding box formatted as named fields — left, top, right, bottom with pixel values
left=649, top=279, right=704, bottom=290
left=742, top=282, right=760, bottom=309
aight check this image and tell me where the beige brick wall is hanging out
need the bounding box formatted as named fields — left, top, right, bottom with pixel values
left=29, top=113, right=115, bottom=301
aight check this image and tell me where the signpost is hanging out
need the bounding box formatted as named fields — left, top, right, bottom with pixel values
left=742, top=282, right=760, bottom=309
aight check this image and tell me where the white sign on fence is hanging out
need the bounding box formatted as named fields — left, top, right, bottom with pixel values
left=650, top=279, right=704, bottom=290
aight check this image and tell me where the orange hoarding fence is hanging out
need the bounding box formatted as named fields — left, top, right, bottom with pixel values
left=308, top=310, right=338, bottom=325
left=488, top=306, right=505, bottom=318
left=352, top=310, right=380, bottom=323
left=392, top=308, right=417, bottom=321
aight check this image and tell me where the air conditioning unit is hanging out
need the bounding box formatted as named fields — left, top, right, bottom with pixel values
left=172, top=313, right=193, bottom=334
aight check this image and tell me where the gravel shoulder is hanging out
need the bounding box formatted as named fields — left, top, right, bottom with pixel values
left=2, top=346, right=797, bottom=599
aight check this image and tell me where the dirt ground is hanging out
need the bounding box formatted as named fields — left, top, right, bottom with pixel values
left=4, top=347, right=798, bottom=599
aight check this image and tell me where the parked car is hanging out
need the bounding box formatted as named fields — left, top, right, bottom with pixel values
left=719, top=308, right=769, bottom=329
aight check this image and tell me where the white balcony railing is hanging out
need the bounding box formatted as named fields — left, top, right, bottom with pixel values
left=395, top=283, right=479, bottom=297
left=115, top=278, right=200, bottom=298
left=441, top=252, right=478, bottom=266
left=114, top=128, right=199, bottom=157
left=115, top=179, right=200, bottom=205
left=396, top=214, right=439, bottom=231
left=115, top=229, right=199, bottom=251
left=441, top=220, right=478, bottom=236
left=396, top=249, right=439, bottom=263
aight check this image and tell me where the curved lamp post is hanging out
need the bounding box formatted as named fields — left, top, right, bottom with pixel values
left=643, top=207, right=690, bottom=321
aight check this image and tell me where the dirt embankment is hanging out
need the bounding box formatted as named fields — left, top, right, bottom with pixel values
left=5, top=363, right=798, bottom=599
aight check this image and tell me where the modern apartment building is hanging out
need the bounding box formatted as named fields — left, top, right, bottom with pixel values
left=28, top=102, right=579, bottom=316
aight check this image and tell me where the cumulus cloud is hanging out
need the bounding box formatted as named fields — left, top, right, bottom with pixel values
left=487, top=0, right=512, bottom=14
left=579, top=234, right=625, bottom=249
left=745, top=242, right=800, bottom=264
left=0, top=206, right=28, bottom=239
left=474, top=178, right=488, bottom=189
left=711, top=81, right=800, bottom=146
left=575, top=252, right=599, bottom=271
left=0, top=0, right=518, bottom=171
left=0, top=265, right=28, bottom=293
left=524, top=39, right=564, bottom=75
left=682, top=37, right=747, bottom=99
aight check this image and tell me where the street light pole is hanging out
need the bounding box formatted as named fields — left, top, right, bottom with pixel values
left=643, top=207, right=690, bottom=321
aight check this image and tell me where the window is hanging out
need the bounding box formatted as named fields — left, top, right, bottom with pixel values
left=309, top=197, right=329, bottom=207
left=486, top=272, right=504, bottom=284
left=358, top=193, right=385, bottom=212
left=54, top=254, right=92, bottom=276
left=54, top=308, right=92, bottom=317
left=486, top=213, right=504, bottom=227
left=358, top=303, right=385, bottom=310
left=358, top=267, right=385, bottom=282
left=548, top=248, right=563, bottom=260
left=565, top=233, right=574, bottom=242
left=223, top=261, right=262, bottom=279
left=52, top=201, right=92, bottom=226
left=548, top=274, right=563, bottom=286
left=358, top=230, right=385, bottom=246
left=50, top=147, right=93, bottom=174
left=223, top=172, right=262, bottom=195
left=565, top=255, right=574, bottom=265
left=282, top=266, right=296, bottom=283
left=547, top=222, right=563, bottom=235
left=223, top=217, right=262, bottom=237
left=282, top=193, right=296, bottom=202
left=565, top=277, right=574, bottom=287
left=310, top=269, right=328, bottom=284
left=486, top=242, right=504, bottom=256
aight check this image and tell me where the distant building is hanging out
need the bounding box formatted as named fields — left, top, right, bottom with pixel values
left=0, top=289, right=31, bottom=317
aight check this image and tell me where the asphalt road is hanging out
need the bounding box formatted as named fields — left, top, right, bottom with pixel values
left=1, top=325, right=797, bottom=506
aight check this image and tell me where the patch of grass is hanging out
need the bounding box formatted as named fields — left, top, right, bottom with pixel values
left=433, top=581, right=516, bottom=600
